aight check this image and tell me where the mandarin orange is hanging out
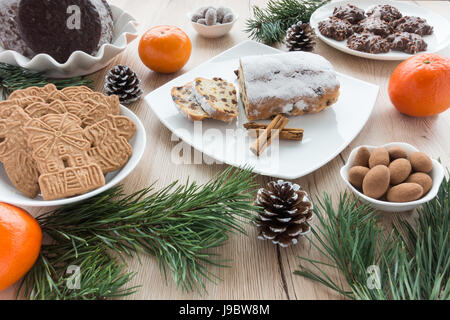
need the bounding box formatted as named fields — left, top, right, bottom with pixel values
left=388, top=53, right=450, bottom=117
left=139, top=25, right=192, bottom=74
left=0, top=203, right=42, bottom=290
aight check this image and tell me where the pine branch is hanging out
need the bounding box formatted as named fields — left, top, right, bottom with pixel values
left=295, top=173, right=450, bottom=300
left=245, top=0, right=329, bottom=45
left=20, top=243, right=137, bottom=300
left=0, top=63, right=92, bottom=98
left=19, top=167, right=258, bottom=299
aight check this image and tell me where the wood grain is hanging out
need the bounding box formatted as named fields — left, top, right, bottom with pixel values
left=0, top=0, right=448, bottom=300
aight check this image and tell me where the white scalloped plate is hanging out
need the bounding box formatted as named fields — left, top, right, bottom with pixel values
left=146, top=40, right=379, bottom=179
left=0, top=105, right=146, bottom=207
left=0, top=5, right=138, bottom=78
left=310, top=0, right=450, bottom=61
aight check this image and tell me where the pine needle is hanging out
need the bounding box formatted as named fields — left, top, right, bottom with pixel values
left=245, top=0, right=330, bottom=45
left=19, top=166, right=258, bottom=299
left=295, top=173, right=450, bottom=300
left=0, top=63, right=92, bottom=99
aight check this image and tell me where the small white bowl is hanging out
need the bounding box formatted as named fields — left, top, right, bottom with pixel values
left=188, top=12, right=238, bottom=38
left=0, top=5, right=138, bottom=78
left=340, top=142, right=445, bottom=212
left=0, top=105, right=146, bottom=207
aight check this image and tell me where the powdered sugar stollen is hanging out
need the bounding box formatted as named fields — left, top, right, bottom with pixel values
left=239, top=52, right=340, bottom=120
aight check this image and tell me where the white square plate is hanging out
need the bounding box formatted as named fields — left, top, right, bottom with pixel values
left=310, top=0, right=450, bottom=61
left=145, top=40, right=379, bottom=179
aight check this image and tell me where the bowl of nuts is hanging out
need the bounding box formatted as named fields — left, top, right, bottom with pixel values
left=189, top=6, right=238, bottom=38
left=340, top=142, right=445, bottom=212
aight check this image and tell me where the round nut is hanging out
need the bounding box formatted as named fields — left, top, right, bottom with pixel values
left=353, top=147, right=370, bottom=167
left=222, top=13, right=235, bottom=23
left=197, top=18, right=207, bottom=25
left=362, top=165, right=390, bottom=199
left=191, top=13, right=203, bottom=22
left=389, top=158, right=412, bottom=185
left=216, top=6, right=231, bottom=23
left=369, top=147, right=390, bottom=168
left=196, top=6, right=213, bottom=17
left=388, top=146, right=408, bottom=160
left=410, top=152, right=433, bottom=173
left=406, top=172, right=433, bottom=195
left=387, top=183, right=423, bottom=203
left=205, top=8, right=217, bottom=26
left=348, top=166, right=370, bottom=189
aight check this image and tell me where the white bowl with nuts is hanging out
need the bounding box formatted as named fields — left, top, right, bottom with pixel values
left=189, top=6, right=238, bottom=38
left=340, top=142, right=445, bottom=212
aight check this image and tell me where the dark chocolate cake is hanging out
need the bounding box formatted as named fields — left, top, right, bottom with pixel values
left=0, top=0, right=114, bottom=62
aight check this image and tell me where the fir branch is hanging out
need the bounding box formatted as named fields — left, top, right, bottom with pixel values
left=0, top=63, right=92, bottom=98
left=245, top=0, right=329, bottom=45
left=20, top=243, right=137, bottom=300
left=295, top=173, right=450, bottom=300
left=19, top=167, right=258, bottom=299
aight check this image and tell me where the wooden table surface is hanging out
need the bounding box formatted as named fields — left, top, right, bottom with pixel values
left=1, top=0, right=449, bottom=300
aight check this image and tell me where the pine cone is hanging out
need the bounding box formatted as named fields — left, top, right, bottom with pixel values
left=105, top=65, right=143, bottom=104
left=285, top=22, right=316, bottom=52
left=254, top=180, right=314, bottom=247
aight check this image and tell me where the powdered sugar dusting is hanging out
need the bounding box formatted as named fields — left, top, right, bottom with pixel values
left=241, top=52, right=339, bottom=106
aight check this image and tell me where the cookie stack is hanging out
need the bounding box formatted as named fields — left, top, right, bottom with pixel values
left=0, top=85, right=136, bottom=200
left=318, top=4, right=433, bottom=54
left=0, top=0, right=114, bottom=63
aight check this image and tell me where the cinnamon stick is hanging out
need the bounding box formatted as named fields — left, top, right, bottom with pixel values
left=244, top=122, right=304, bottom=141
left=250, top=115, right=289, bottom=156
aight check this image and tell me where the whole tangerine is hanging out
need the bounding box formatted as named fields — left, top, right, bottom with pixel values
left=388, top=53, right=450, bottom=117
left=0, top=203, right=42, bottom=290
left=139, top=25, right=192, bottom=74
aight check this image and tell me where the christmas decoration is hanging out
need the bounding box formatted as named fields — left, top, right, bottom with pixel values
left=255, top=180, right=313, bottom=247
left=18, top=167, right=257, bottom=299
left=295, top=173, right=450, bottom=300
left=285, top=21, right=316, bottom=51
left=104, top=65, right=143, bottom=104
left=245, top=0, right=329, bottom=45
left=0, top=62, right=92, bottom=99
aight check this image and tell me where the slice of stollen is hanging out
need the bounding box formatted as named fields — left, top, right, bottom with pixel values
left=171, top=82, right=210, bottom=121
left=193, top=77, right=238, bottom=123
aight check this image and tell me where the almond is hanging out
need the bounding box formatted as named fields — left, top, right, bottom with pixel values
left=348, top=166, right=370, bottom=189
left=388, top=146, right=408, bottom=160
left=369, top=147, right=389, bottom=168
left=389, top=158, right=411, bottom=185
left=410, top=152, right=433, bottom=173
left=387, top=183, right=423, bottom=203
left=362, top=165, right=390, bottom=199
left=353, top=147, right=370, bottom=167
left=406, top=173, right=433, bottom=195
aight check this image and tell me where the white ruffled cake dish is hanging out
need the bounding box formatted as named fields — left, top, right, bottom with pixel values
left=0, top=5, right=138, bottom=78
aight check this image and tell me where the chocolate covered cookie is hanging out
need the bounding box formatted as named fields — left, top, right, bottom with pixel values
left=332, top=4, right=365, bottom=24
left=318, top=17, right=353, bottom=41
left=355, top=17, right=393, bottom=37
left=387, top=32, right=427, bottom=54
left=347, top=32, right=391, bottom=54
left=17, top=0, right=114, bottom=63
left=367, top=4, right=402, bottom=22
left=391, top=16, right=433, bottom=36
